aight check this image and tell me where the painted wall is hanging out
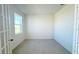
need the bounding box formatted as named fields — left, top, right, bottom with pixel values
left=54, top=5, right=75, bottom=53
left=9, top=5, right=26, bottom=50
left=25, top=14, right=54, bottom=39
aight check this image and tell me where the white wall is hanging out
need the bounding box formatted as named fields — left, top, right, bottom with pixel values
left=54, top=5, right=75, bottom=53
left=25, top=14, right=54, bottom=39
left=9, top=5, right=26, bottom=50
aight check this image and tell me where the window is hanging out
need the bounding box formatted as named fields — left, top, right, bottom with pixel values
left=14, top=13, right=22, bottom=35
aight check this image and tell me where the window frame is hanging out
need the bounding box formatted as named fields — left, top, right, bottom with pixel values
left=14, top=12, right=23, bottom=35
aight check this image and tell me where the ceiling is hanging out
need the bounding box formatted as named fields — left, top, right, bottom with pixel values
left=14, top=4, right=64, bottom=14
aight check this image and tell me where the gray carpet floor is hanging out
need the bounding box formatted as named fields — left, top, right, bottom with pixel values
left=12, top=39, right=71, bottom=54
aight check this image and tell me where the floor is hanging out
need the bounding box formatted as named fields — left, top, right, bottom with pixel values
left=12, top=39, right=71, bottom=54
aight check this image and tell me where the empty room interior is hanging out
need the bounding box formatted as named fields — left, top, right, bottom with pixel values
left=0, top=4, right=79, bottom=54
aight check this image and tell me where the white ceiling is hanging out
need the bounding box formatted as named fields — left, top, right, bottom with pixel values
left=14, top=4, right=64, bottom=14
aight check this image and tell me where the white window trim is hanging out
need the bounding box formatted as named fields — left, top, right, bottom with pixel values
left=14, top=12, right=23, bottom=35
